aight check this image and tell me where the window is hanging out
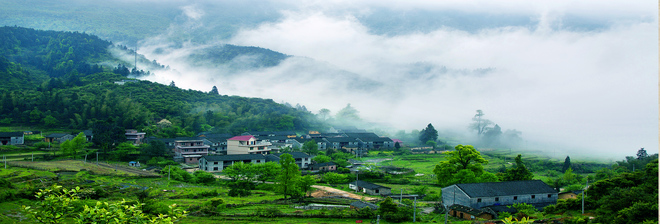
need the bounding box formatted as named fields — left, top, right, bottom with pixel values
left=532, top=195, right=536, bottom=199
left=477, top=198, right=482, bottom=202
left=548, top=194, right=552, bottom=198
left=514, top=196, right=518, bottom=200
left=214, top=162, right=218, bottom=165
left=250, top=147, right=254, bottom=150
left=495, top=197, right=499, bottom=201
left=213, top=167, right=218, bottom=171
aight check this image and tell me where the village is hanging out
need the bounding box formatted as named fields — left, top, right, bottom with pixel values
left=0, top=125, right=590, bottom=223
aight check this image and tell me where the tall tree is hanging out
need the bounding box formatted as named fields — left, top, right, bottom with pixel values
left=277, top=153, right=302, bottom=199
left=169, top=81, right=176, bottom=87
left=433, top=144, right=489, bottom=186
left=502, top=154, right=534, bottom=181
left=302, top=140, right=319, bottom=155
left=636, top=148, right=648, bottom=160
left=210, top=86, right=219, bottom=95
left=469, top=109, right=493, bottom=136
left=318, top=108, right=331, bottom=120
left=562, top=156, right=571, bottom=172
left=298, top=175, right=317, bottom=197
left=418, top=123, right=438, bottom=144
left=335, top=104, right=360, bottom=121
left=254, top=162, right=281, bottom=184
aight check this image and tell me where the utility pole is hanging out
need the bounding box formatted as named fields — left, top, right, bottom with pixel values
left=355, top=172, right=358, bottom=193
left=168, top=165, right=171, bottom=181
left=96, top=152, right=99, bottom=166
left=413, top=196, right=417, bottom=222
left=400, top=189, right=403, bottom=203
left=32, top=153, right=33, bottom=162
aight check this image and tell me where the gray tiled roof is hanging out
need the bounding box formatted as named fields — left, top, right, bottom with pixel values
left=202, top=154, right=267, bottom=161
left=0, top=132, right=23, bottom=137
left=272, top=152, right=311, bottom=159
left=455, top=180, right=557, bottom=198
left=350, top=180, right=390, bottom=190
left=350, top=201, right=378, bottom=210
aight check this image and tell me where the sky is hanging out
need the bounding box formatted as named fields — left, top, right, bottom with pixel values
left=126, top=0, right=659, bottom=160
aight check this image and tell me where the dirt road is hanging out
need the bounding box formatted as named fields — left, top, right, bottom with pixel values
left=311, top=185, right=378, bottom=201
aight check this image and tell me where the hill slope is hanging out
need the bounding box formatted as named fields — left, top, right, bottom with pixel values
left=0, top=26, right=323, bottom=135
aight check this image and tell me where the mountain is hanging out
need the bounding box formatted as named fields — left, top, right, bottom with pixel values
left=0, top=26, right=324, bottom=135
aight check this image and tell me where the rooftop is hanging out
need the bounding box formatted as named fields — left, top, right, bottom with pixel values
left=453, top=180, right=557, bottom=198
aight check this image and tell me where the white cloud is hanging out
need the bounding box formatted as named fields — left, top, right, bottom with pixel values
left=140, top=1, right=657, bottom=160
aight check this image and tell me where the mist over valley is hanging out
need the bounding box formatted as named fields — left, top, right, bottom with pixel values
left=2, top=0, right=657, bottom=160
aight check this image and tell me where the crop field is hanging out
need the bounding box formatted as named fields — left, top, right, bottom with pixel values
left=7, top=160, right=153, bottom=176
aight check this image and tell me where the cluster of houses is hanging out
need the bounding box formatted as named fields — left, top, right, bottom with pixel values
left=134, top=128, right=399, bottom=172
left=3, top=129, right=562, bottom=221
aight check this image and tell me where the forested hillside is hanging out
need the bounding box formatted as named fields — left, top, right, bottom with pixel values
left=0, top=26, right=324, bottom=136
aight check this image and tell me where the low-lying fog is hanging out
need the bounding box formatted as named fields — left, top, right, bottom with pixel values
left=124, top=0, right=657, bottom=161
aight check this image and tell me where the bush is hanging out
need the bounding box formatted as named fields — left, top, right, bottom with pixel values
left=255, top=207, right=282, bottom=217
left=228, top=181, right=254, bottom=197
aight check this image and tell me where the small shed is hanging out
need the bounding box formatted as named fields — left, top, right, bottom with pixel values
left=349, top=180, right=391, bottom=196
left=128, top=161, right=141, bottom=167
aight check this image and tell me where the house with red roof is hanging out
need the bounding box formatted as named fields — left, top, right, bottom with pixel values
left=226, top=135, right=273, bottom=155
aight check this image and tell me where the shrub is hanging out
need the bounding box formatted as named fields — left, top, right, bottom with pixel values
left=255, top=207, right=282, bottom=217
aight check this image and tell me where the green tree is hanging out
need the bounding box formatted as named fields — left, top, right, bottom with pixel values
left=562, top=156, right=571, bottom=172
left=323, top=172, right=349, bottom=185
left=210, top=86, right=219, bottom=94
left=502, top=154, right=534, bottom=181
left=224, top=162, right=256, bottom=182
left=193, top=170, right=216, bottom=185
left=433, top=144, right=489, bottom=186
left=312, top=155, right=332, bottom=164
left=418, top=123, right=438, bottom=144
left=43, top=115, right=58, bottom=127
left=318, top=108, right=331, bottom=120
left=302, top=140, right=319, bottom=155
left=254, top=161, right=281, bottom=184
left=335, top=103, right=360, bottom=122
left=469, top=109, right=493, bottom=136
left=140, top=140, right=169, bottom=162
left=113, top=141, right=138, bottom=161
left=298, top=175, right=316, bottom=197
left=60, top=132, right=91, bottom=159
left=277, top=153, right=301, bottom=199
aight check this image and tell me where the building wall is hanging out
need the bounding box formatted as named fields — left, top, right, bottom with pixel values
left=469, top=193, right=558, bottom=209
left=199, top=158, right=266, bottom=172
left=442, top=185, right=558, bottom=209
left=226, top=138, right=271, bottom=155
left=441, top=185, right=472, bottom=207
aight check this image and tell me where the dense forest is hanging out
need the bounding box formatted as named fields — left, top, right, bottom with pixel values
left=0, top=26, right=324, bottom=136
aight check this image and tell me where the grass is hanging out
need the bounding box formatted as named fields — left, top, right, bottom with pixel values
left=9, top=160, right=138, bottom=176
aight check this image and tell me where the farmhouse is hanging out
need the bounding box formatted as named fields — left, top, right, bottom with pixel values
left=226, top=135, right=273, bottom=155
left=349, top=180, right=392, bottom=196
left=0, top=132, right=24, bottom=145
left=441, top=180, right=557, bottom=211
left=173, top=139, right=210, bottom=164
left=125, top=129, right=146, bottom=145
left=44, top=133, right=73, bottom=143
left=448, top=204, right=497, bottom=221
left=199, top=154, right=269, bottom=172
left=309, top=162, right=337, bottom=171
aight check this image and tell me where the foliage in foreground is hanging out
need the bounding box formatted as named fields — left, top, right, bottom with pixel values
left=23, top=185, right=186, bottom=224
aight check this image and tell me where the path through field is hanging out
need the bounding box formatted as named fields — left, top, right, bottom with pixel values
left=311, top=185, right=378, bottom=201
